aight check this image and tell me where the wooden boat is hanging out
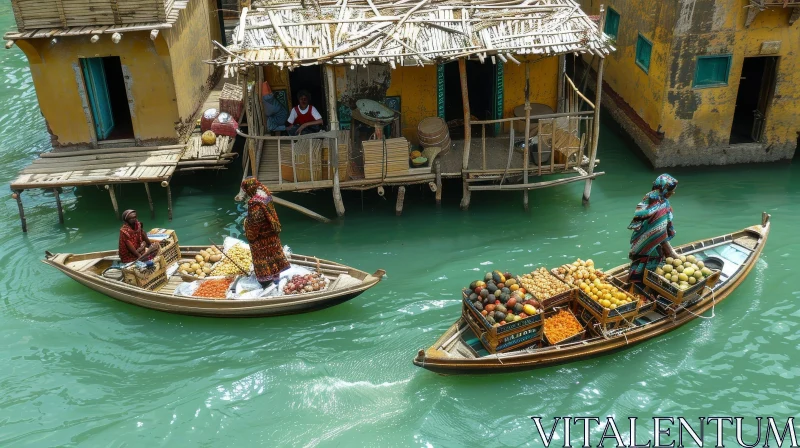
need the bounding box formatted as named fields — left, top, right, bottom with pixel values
left=43, top=246, right=385, bottom=317
left=413, top=213, right=771, bottom=374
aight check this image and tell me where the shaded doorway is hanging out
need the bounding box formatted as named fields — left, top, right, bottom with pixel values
left=730, top=56, right=777, bottom=144
left=288, top=65, right=328, bottom=129
left=80, top=56, right=134, bottom=141
left=444, top=60, right=497, bottom=138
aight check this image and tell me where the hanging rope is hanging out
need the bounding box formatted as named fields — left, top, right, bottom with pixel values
left=681, top=286, right=717, bottom=320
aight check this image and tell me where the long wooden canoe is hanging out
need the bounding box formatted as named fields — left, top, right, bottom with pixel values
left=44, top=246, right=385, bottom=317
left=413, top=213, right=771, bottom=374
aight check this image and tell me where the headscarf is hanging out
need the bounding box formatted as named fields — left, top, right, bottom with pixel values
left=121, top=209, right=136, bottom=222
left=242, top=177, right=273, bottom=204
left=627, top=174, right=678, bottom=232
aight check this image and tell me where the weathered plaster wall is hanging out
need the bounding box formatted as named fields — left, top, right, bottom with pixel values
left=502, top=56, right=559, bottom=132
left=164, top=0, right=220, bottom=127
left=658, top=1, right=798, bottom=164
left=332, top=64, right=436, bottom=145
left=579, top=0, right=675, bottom=132
left=16, top=33, right=179, bottom=146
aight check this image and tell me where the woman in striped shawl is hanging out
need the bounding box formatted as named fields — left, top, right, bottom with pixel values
left=627, top=174, right=680, bottom=285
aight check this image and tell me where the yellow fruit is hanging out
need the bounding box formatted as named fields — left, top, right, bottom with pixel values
left=410, top=150, right=422, bottom=159
left=195, top=254, right=204, bottom=263
left=190, top=263, right=200, bottom=270
left=688, top=276, right=697, bottom=285
left=202, top=130, right=217, bottom=145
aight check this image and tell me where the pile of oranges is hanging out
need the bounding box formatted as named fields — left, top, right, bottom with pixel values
left=543, top=309, right=584, bottom=344
left=192, top=277, right=234, bottom=299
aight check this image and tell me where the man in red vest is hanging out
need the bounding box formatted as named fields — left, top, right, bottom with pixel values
left=286, top=90, right=324, bottom=135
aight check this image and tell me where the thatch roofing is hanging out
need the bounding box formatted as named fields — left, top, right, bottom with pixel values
left=214, top=0, right=614, bottom=69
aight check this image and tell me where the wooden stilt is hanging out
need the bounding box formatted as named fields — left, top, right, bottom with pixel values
left=434, top=160, right=442, bottom=206
left=458, top=58, right=472, bottom=210
left=332, top=137, right=345, bottom=217
left=106, top=185, right=120, bottom=219
left=12, top=191, right=26, bottom=232
left=144, top=182, right=154, bottom=219
left=584, top=58, right=605, bottom=205
left=161, top=181, right=173, bottom=221
left=395, top=186, right=406, bottom=216
left=54, top=188, right=64, bottom=224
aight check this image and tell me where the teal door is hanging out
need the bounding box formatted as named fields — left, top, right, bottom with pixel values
left=80, top=58, right=115, bottom=140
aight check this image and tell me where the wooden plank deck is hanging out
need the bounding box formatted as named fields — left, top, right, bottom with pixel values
left=9, top=145, right=184, bottom=232
left=176, top=133, right=236, bottom=172
left=10, top=146, right=183, bottom=189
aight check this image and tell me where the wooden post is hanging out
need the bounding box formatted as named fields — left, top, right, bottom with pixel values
left=434, top=159, right=442, bottom=206
left=523, top=63, right=531, bottom=211
left=144, top=182, right=155, bottom=219
left=13, top=191, right=26, bottom=232
left=583, top=58, right=605, bottom=205
left=458, top=58, right=472, bottom=210
left=332, top=136, right=345, bottom=217
left=248, top=139, right=258, bottom=177
left=557, top=55, right=566, bottom=113
left=324, top=65, right=339, bottom=130
left=106, top=185, right=120, bottom=219
left=160, top=180, right=172, bottom=220
left=395, top=186, right=406, bottom=216
left=53, top=188, right=64, bottom=224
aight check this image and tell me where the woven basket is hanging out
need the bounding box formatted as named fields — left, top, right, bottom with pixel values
left=201, top=109, right=219, bottom=132
left=122, top=255, right=168, bottom=291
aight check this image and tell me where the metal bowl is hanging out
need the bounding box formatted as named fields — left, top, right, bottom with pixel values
left=701, top=256, right=724, bottom=271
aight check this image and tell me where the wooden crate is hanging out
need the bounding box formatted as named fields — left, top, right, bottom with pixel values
left=462, top=295, right=544, bottom=354
left=542, top=307, right=586, bottom=345
left=362, top=138, right=410, bottom=179
left=643, top=269, right=721, bottom=305
left=575, top=286, right=641, bottom=325
left=121, top=255, right=168, bottom=291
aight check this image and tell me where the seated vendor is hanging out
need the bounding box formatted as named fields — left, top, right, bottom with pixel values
left=118, top=209, right=159, bottom=264
left=286, top=90, right=323, bottom=135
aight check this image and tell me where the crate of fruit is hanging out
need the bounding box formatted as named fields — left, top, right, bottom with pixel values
left=461, top=299, right=544, bottom=353
left=516, top=267, right=576, bottom=309
left=148, top=228, right=181, bottom=266
left=121, top=255, right=168, bottom=290
left=574, top=277, right=642, bottom=325
left=461, top=270, right=547, bottom=353
left=543, top=307, right=585, bottom=345
left=644, top=255, right=721, bottom=304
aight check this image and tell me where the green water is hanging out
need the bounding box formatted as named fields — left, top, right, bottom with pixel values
left=2, top=6, right=799, bottom=447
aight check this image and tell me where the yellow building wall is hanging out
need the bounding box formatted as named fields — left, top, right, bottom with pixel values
left=386, top=65, right=438, bottom=145
left=164, top=0, right=220, bottom=123
left=579, top=0, right=674, bottom=132
left=659, top=4, right=800, bottom=150
left=502, top=55, right=559, bottom=132
left=16, top=33, right=178, bottom=146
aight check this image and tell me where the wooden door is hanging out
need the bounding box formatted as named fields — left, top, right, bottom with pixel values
left=751, top=57, right=777, bottom=143
left=80, top=58, right=115, bottom=140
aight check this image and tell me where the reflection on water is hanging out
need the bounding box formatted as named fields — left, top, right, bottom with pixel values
left=1, top=8, right=800, bottom=446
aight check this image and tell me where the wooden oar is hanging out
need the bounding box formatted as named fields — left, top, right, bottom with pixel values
left=271, top=195, right=332, bottom=224
left=208, top=239, right=250, bottom=276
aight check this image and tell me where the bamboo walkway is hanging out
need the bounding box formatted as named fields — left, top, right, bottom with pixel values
left=9, top=145, right=184, bottom=232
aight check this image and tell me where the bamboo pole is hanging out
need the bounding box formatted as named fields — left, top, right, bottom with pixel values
left=434, top=159, right=442, bottom=206
left=105, top=185, right=120, bottom=219
left=458, top=58, right=471, bottom=210
left=395, top=185, right=406, bottom=216
left=523, top=62, right=531, bottom=210
left=54, top=188, right=64, bottom=224
left=583, top=57, right=604, bottom=204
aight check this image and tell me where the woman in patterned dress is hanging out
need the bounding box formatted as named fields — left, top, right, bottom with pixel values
left=241, top=177, right=290, bottom=288
left=118, top=209, right=159, bottom=264
left=627, top=174, right=680, bottom=285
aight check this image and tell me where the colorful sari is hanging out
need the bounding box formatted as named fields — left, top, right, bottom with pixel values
left=118, top=221, right=155, bottom=263
left=627, top=174, right=678, bottom=284
left=241, top=178, right=290, bottom=282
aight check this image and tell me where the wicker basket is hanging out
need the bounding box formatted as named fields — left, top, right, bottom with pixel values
left=281, top=139, right=324, bottom=182
left=219, top=83, right=244, bottom=120
left=643, top=269, right=721, bottom=305
left=211, top=115, right=239, bottom=138
left=148, top=229, right=180, bottom=266
left=122, top=255, right=168, bottom=291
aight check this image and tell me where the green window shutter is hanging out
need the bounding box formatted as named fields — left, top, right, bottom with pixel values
left=694, top=55, right=732, bottom=88
left=635, top=34, right=652, bottom=73
left=604, top=8, right=620, bottom=39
